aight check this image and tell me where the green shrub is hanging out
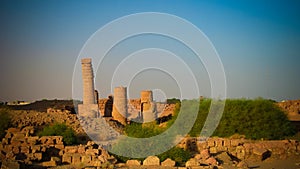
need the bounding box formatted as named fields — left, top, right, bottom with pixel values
left=158, top=147, right=191, bottom=166
left=214, top=99, right=296, bottom=140
left=188, top=98, right=211, bottom=137
left=112, top=98, right=296, bottom=164
left=38, top=123, right=77, bottom=145
left=0, top=109, right=11, bottom=140
left=166, top=98, right=181, bottom=104
left=125, top=121, right=164, bottom=138
left=188, top=98, right=296, bottom=140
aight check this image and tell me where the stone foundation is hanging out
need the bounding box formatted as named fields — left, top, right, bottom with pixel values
left=78, top=104, right=99, bottom=118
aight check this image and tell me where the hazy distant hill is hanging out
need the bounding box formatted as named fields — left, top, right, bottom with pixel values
left=6, top=99, right=81, bottom=113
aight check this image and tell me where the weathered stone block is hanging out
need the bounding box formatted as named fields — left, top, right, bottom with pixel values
left=78, top=145, right=85, bottom=153
left=5, top=151, right=15, bottom=159
left=2, top=138, right=9, bottom=145
left=161, top=158, right=175, bottom=167
left=65, top=146, right=78, bottom=153
left=6, top=128, right=20, bottom=133
left=92, top=159, right=102, bottom=167
left=126, top=159, right=141, bottom=166
left=31, top=145, right=41, bottom=153
left=4, top=145, right=13, bottom=152
left=26, top=136, right=39, bottom=145
left=5, top=132, right=13, bottom=139
left=55, top=144, right=65, bottom=150
left=231, top=139, right=244, bottom=147
left=41, top=146, right=47, bottom=152
left=209, top=147, right=217, bottom=154
left=34, top=153, right=42, bottom=161
left=223, top=139, right=231, bottom=147
left=243, top=143, right=253, bottom=155
left=78, top=104, right=98, bottom=118
left=143, top=156, right=160, bottom=166
left=39, top=136, right=54, bottom=145
left=42, top=160, right=57, bottom=167
left=236, top=146, right=246, bottom=160
left=200, top=149, right=210, bottom=160
left=98, top=155, right=107, bottom=163
left=215, top=152, right=232, bottom=165
left=228, top=147, right=237, bottom=157
left=20, top=146, right=30, bottom=154
left=81, top=155, right=92, bottom=164
left=115, top=163, right=126, bottom=168
left=52, top=136, right=63, bottom=145
left=207, top=138, right=215, bottom=147
left=12, top=146, right=20, bottom=154
left=197, top=141, right=208, bottom=151
left=215, top=138, right=224, bottom=147
left=204, top=157, right=218, bottom=166
left=26, top=153, right=34, bottom=160
left=86, top=148, right=98, bottom=155
left=10, top=140, right=21, bottom=147
left=185, top=158, right=199, bottom=167
left=253, top=147, right=271, bottom=161
left=39, top=136, right=47, bottom=144
left=11, top=133, right=25, bottom=142
left=59, top=150, right=64, bottom=156
left=271, top=147, right=285, bottom=155
left=237, top=161, right=248, bottom=168
left=1, top=160, right=20, bottom=169
left=72, top=154, right=81, bottom=164
left=21, top=126, right=34, bottom=136
left=62, top=154, right=72, bottom=164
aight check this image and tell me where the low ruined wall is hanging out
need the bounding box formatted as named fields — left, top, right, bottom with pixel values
left=177, top=137, right=299, bottom=161
left=0, top=127, right=115, bottom=168
left=98, top=98, right=176, bottom=120
left=8, top=108, right=84, bottom=135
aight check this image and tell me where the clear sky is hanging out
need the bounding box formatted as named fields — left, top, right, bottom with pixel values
left=0, top=0, right=299, bottom=102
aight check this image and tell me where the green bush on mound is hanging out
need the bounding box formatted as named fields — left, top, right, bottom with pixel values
left=112, top=98, right=296, bottom=165
left=125, top=121, right=163, bottom=138
left=0, top=109, right=11, bottom=140
left=38, top=123, right=77, bottom=145
left=188, top=98, right=296, bottom=140
left=158, top=147, right=191, bottom=166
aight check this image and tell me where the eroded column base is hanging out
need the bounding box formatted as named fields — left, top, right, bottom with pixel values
left=78, top=104, right=99, bottom=118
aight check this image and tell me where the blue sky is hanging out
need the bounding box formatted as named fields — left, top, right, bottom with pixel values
left=0, top=0, right=299, bottom=101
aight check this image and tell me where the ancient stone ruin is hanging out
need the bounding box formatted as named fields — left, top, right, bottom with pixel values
left=112, top=87, right=128, bottom=125
left=1, top=127, right=298, bottom=169
left=140, top=90, right=157, bottom=123
left=77, top=58, right=167, bottom=126
left=78, top=58, right=99, bottom=118
left=0, top=127, right=116, bottom=169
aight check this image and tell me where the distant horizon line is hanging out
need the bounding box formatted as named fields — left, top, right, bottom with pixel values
left=1, top=96, right=297, bottom=103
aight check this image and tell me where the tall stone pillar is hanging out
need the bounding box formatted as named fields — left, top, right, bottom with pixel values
left=141, top=90, right=157, bottom=123
left=112, top=87, right=128, bottom=125
left=78, top=58, right=99, bottom=118
left=81, top=58, right=95, bottom=104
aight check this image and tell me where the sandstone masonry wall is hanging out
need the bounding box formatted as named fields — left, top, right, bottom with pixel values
left=0, top=127, right=115, bottom=168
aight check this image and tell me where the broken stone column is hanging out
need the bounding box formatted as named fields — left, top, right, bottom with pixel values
left=112, top=87, right=128, bottom=125
left=94, top=90, right=99, bottom=104
left=141, top=90, right=153, bottom=110
left=78, top=58, right=99, bottom=117
left=141, top=90, right=157, bottom=122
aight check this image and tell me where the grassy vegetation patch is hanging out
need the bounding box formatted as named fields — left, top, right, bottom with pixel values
left=38, top=123, right=77, bottom=145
